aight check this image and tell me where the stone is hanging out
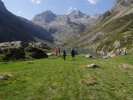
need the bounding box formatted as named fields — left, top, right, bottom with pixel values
left=0, top=41, right=28, bottom=49
left=47, top=53, right=54, bottom=56
left=87, top=64, right=99, bottom=68
left=29, top=42, right=50, bottom=50
left=0, top=73, right=12, bottom=80
left=107, top=52, right=116, bottom=58
left=2, top=48, right=25, bottom=61
left=114, top=40, right=121, bottom=49
left=25, top=46, right=48, bottom=59
left=102, top=56, right=108, bottom=59
left=85, top=54, right=92, bottom=58
left=12, top=41, right=28, bottom=48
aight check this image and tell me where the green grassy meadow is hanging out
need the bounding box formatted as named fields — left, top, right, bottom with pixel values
left=0, top=55, right=133, bottom=100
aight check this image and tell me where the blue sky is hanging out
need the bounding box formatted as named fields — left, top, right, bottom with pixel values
left=2, top=0, right=115, bottom=20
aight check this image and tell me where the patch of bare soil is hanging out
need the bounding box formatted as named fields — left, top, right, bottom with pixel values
left=118, top=63, right=133, bottom=70
left=0, top=72, right=13, bottom=80
left=80, top=75, right=97, bottom=87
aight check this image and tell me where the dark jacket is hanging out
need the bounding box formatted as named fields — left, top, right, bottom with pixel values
left=63, top=51, right=66, bottom=56
left=71, top=50, right=75, bottom=56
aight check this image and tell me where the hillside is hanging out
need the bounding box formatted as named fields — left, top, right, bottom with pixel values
left=0, top=0, right=53, bottom=43
left=67, top=0, right=133, bottom=53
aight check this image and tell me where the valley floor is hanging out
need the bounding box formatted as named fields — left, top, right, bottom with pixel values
left=0, top=55, right=133, bottom=100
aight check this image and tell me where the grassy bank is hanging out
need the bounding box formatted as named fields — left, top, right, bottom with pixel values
left=0, top=55, right=133, bottom=100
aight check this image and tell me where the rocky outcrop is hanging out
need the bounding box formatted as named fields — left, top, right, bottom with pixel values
left=0, top=41, right=28, bottom=49
left=24, top=46, right=48, bottom=59
left=0, top=41, right=49, bottom=61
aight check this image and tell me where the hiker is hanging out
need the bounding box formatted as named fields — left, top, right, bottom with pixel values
left=71, top=49, right=75, bottom=60
left=63, top=50, right=66, bottom=60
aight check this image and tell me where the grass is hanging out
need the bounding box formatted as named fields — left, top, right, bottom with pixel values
left=0, top=55, right=133, bottom=100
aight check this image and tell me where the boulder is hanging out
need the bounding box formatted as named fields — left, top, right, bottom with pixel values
left=11, top=41, right=28, bottom=48
left=47, top=53, right=54, bottom=56
left=0, top=73, right=12, bottom=80
left=102, top=56, right=109, bottom=59
left=25, top=46, right=48, bottom=59
left=32, top=42, right=50, bottom=50
left=0, top=75, right=10, bottom=80
left=87, top=64, right=99, bottom=68
left=1, top=48, right=25, bottom=61
left=107, top=51, right=116, bottom=58
left=85, top=54, right=92, bottom=58
left=114, top=40, right=121, bottom=49
left=0, top=41, right=28, bottom=49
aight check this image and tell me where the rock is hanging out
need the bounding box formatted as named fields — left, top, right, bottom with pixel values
left=12, top=41, right=28, bottom=48
left=122, top=48, right=127, bottom=55
left=114, top=40, right=121, bottom=49
left=29, top=42, right=50, bottom=50
left=0, top=73, right=12, bottom=80
left=107, top=51, right=116, bottom=58
left=2, top=48, right=25, bottom=61
left=87, top=64, right=99, bottom=68
left=0, top=75, right=10, bottom=80
left=25, top=46, right=48, bottom=59
left=0, top=41, right=28, bottom=49
left=102, top=56, right=108, bottom=59
left=85, top=54, right=92, bottom=58
left=1, top=48, right=25, bottom=61
left=47, top=53, right=54, bottom=56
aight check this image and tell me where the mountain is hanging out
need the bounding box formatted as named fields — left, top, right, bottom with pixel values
left=0, top=0, right=6, bottom=10
left=33, top=10, right=57, bottom=24
left=0, top=0, right=53, bottom=43
left=69, top=0, right=133, bottom=53
left=32, top=10, right=98, bottom=45
left=113, top=0, right=133, bottom=11
left=68, top=10, right=85, bottom=19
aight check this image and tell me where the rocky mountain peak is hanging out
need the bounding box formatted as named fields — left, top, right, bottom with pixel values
left=68, top=10, right=85, bottom=19
left=113, top=0, right=133, bottom=11
left=42, top=10, right=55, bottom=15
left=33, top=10, right=57, bottom=23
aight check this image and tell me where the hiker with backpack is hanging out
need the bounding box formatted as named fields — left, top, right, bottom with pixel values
left=71, top=49, right=76, bottom=60
left=63, top=50, right=66, bottom=60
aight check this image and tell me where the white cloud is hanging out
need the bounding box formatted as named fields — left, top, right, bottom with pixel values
left=17, top=10, right=22, bottom=16
left=30, top=0, right=42, bottom=4
left=67, top=7, right=77, bottom=14
left=87, top=0, right=100, bottom=4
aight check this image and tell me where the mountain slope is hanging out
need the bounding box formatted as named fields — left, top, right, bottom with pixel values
left=70, top=0, right=133, bottom=53
left=0, top=0, right=53, bottom=43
